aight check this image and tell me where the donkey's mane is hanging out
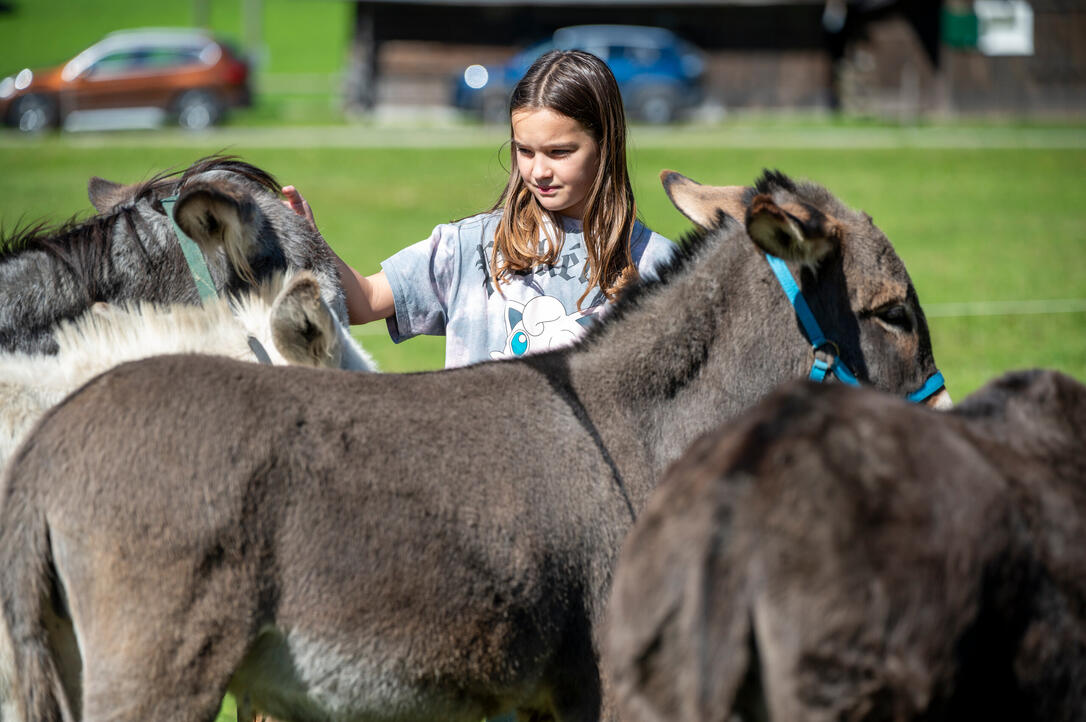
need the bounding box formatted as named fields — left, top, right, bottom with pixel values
left=122, top=154, right=282, bottom=206
left=51, top=270, right=296, bottom=360
left=0, top=214, right=112, bottom=258
left=573, top=169, right=807, bottom=352
left=0, top=272, right=295, bottom=403
left=574, top=168, right=863, bottom=355
left=173, top=155, right=281, bottom=198
left=0, top=155, right=280, bottom=256
left=0, top=155, right=281, bottom=300
left=755, top=168, right=850, bottom=221
left=754, top=169, right=798, bottom=195
left=0, top=213, right=131, bottom=301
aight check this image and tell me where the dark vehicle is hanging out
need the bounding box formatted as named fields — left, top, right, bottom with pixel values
left=0, top=28, right=251, bottom=132
left=452, top=25, right=704, bottom=124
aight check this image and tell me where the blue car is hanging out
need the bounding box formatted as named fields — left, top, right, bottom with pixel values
left=452, top=25, right=704, bottom=124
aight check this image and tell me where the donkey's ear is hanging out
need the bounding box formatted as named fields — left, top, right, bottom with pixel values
left=660, top=170, right=747, bottom=230
left=88, top=176, right=133, bottom=213
left=270, top=272, right=342, bottom=368
left=173, top=181, right=258, bottom=285
left=746, top=193, right=842, bottom=266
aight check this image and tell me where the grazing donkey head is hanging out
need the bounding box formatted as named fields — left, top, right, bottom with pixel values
left=0, top=156, right=347, bottom=355
left=606, top=370, right=1086, bottom=722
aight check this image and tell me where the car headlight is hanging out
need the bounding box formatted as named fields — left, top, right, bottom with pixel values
left=464, top=64, right=489, bottom=90
left=14, top=68, right=33, bottom=91
left=0, top=76, right=14, bottom=99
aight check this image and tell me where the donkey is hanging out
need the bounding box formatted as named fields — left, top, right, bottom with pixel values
left=0, top=169, right=946, bottom=722
left=605, top=369, right=1086, bottom=722
left=0, top=269, right=376, bottom=471
left=0, top=155, right=347, bottom=355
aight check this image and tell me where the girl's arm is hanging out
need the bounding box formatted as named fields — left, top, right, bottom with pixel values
left=282, top=186, right=394, bottom=325
left=335, top=260, right=394, bottom=325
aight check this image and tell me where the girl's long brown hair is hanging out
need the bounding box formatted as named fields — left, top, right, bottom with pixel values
left=490, top=50, right=638, bottom=308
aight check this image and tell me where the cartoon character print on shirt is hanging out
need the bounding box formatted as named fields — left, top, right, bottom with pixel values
left=490, top=295, right=598, bottom=360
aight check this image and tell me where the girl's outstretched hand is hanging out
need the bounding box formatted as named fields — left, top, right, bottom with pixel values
left=282, top=185, right=318, bottom=231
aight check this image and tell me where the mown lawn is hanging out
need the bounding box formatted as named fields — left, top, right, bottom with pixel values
left=1, top=130, right=1083, bottom=396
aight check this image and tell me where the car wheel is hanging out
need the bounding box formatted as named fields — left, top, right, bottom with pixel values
left=635, top=88, right=679, bottom=125
left=14, top=94, right=57, bottom=133
left=175, top=90, right=222, bottom=130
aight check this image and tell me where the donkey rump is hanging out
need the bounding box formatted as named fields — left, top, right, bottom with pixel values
left=607, top=370, right=1086, bottom=722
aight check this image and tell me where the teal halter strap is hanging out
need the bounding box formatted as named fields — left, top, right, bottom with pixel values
left=765, top=253, right=945, bottom=404
left=160, top=193, right=218, bottom=303
left=159, top=194, right=277, bottom=366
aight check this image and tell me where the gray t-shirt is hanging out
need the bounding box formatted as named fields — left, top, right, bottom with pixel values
left=381, top=210, right=677, bottom=368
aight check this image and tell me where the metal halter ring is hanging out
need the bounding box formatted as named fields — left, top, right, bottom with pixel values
left=814, top=340, right=841, bottom=359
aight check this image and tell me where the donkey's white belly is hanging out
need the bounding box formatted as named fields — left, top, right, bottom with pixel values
left=232, top=627, right=502, bottom=722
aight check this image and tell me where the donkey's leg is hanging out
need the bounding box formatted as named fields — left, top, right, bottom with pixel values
left=74, top=561, right=263, bottom=722
left=78, top=627, right=244, bottom=722
left=544, top=627, right=606, bottom=722
left=80, top=622, right=256, bottom=722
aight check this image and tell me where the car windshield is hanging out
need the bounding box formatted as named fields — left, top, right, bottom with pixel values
left=86, top=46, right=205, bottom=77
left=63, top=34, right=213, bottom=81
left=608, top=44, right=662, bottom=66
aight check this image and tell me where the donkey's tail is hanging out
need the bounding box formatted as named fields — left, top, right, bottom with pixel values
left=0, top=484, right=74, bottom=722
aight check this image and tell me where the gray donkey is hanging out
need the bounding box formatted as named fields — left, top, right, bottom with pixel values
left=0, top=156, right=347, bottom=355
left=1, top=170, right=947, bottom=722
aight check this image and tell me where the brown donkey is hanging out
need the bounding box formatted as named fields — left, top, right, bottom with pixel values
left=1, top=170, right=946, bottom=722
left=606, top=370, right=1086, bottom=722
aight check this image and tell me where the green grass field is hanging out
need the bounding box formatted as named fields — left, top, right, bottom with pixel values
left=1, top=129, right=1083, bottom=396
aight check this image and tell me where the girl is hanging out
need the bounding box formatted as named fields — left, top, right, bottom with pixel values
left=284, top=49, right=676, bottom=368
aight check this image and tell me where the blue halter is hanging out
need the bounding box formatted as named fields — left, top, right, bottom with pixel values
left=765, top=253, right=945, bottom=404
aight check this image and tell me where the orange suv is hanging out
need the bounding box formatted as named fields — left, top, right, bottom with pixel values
left=0, top=28, right=251, bottom=132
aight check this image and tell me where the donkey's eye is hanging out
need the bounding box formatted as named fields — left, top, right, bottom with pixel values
left=874, top=304, right=913, bottom=333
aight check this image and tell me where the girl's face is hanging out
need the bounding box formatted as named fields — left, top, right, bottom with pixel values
left=512, top=107, right=600, bottom=219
